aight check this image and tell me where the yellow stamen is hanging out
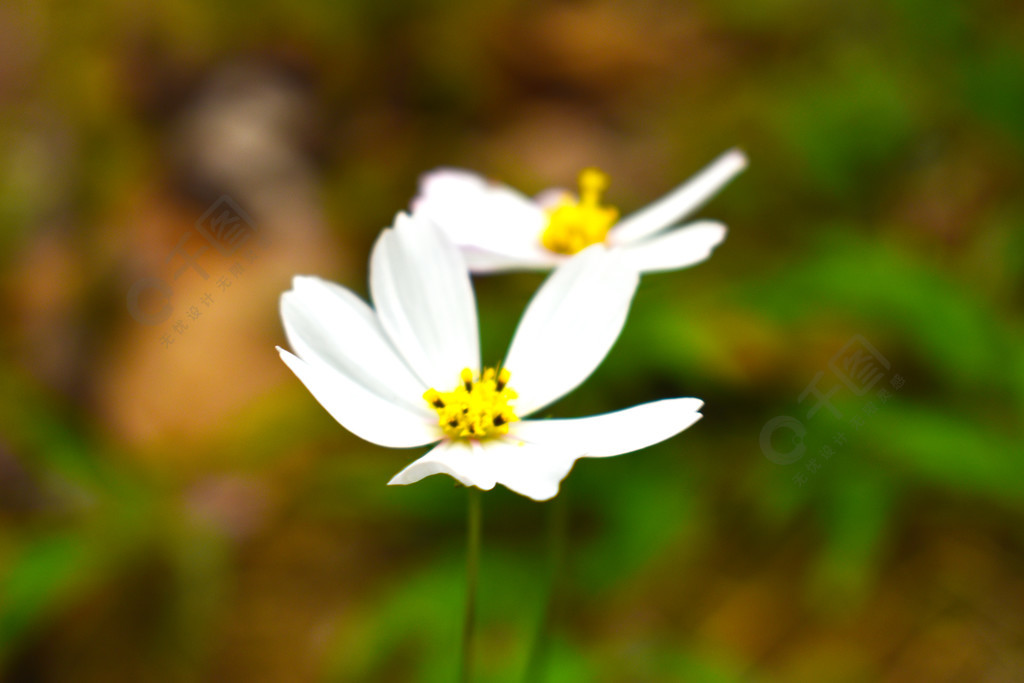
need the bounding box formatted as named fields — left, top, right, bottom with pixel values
left=424, top=367, right=519, bottom=440
left=540, top=168, right=619, bottom=255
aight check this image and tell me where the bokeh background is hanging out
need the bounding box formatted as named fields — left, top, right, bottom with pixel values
left=2, top=0, right=1023, bottom=681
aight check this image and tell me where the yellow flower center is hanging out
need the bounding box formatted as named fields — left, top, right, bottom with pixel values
left=424, top=367, right=519, bottom=440
left=540, top=168, right=620, bottom=255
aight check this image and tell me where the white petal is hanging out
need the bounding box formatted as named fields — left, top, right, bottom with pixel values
left=387, top=399, right=703, bottom=500
left=474, top=438, right=580, bottom=501
left=388, top=437, right=577, bottom=501
left=281, top=276, right=427, bottom=411
left=387, top=439, right=498, bottom=491
left=370, top=212, right=480, bottom=389
left=617, top=221, right=727, bottom=274
left=608, top=148, right=747, bottom=245
left=278, top=348, right=443, bottom=448
left=503, top=245, right=639, bottom=416
left=510, top=398, right=704, bottom=457
left=461, top=246, right=563, bottom=274
left=413, top=168, right=549, bottom=259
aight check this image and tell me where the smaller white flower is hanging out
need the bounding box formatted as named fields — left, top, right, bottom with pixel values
left=412, top=148, right=747, bottom=274
left=278, top=211, right=704, bottom=501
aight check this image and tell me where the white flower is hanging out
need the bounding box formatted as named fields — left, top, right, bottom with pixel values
left=277, top=211, right=704, bottom=501
left=412, top=148, right=747, bottom=274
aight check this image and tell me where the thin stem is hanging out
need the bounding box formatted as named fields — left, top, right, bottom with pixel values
left=460, top=487, right=482, bottom=683
left=522, top=492, right=568, bottom=683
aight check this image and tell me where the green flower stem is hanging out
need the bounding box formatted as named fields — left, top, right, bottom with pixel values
left=522, top=492, right=568, bottom=682
left=460, top=487, right=482, bottom=683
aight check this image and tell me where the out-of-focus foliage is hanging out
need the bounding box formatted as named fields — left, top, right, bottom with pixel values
left=1, top=0, right=1023, bottom=681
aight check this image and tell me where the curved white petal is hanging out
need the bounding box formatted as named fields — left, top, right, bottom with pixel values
left=475, top=438, right=581, bottom=501
left=281, top=276, right=426, bottom=411
left=387, top=439, right=498, bottom=491
left=388, top=437, right=579, bottom=501
left=462, top=246, right=563, bottom=274
left=481, top=438, right=583, bottom=501
left=278, top=348, right=442, bottom=448
left=510, top=398, right=704, bottom=457
left=386, top=399, right=704, bottom=500
left=617, top=221, right=727, bottom=274
left=413, top=168, right=549, bottom=259
left=609, top=148, right=747, bottom=245
left=370, top=212, right=480, bottom=389
left=504, top=246, right=639, bottom=416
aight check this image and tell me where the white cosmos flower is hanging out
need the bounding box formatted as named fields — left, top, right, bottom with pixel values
left=412, top=148, right=747, bottom=274
left=277, top=211, right=704, bottom=501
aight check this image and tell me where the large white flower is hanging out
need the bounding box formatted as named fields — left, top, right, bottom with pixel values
left=412, top=148, right=747, bottom=274
left=277, top=212, right=704, bottom=501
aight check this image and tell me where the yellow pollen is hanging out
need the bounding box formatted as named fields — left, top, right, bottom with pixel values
left=424, top=367, right=519, bottom=440
left=541, top=168, right=619, bottom=255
